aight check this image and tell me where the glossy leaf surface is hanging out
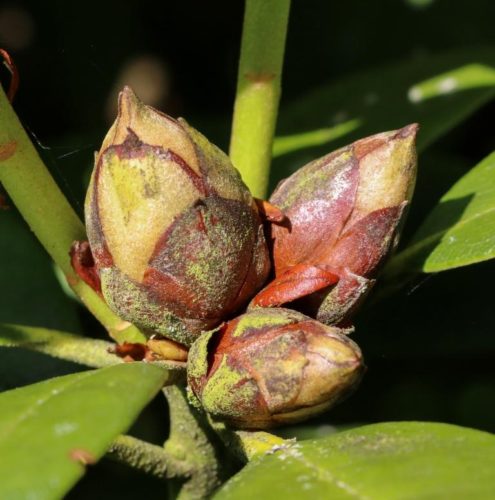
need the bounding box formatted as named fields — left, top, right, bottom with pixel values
left=215, top=422, right=495, bottom=499
left=389, top=151, right=495, bottom=272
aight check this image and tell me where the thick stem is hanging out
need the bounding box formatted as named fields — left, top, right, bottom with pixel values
left=229, top=0, right=291, bottom=198
left=107, top=434, right=193, bottom=480
left=0, top=323, right=119, bottom=368
left=0, top=323, right=187, bottom=373
left=0, top=86, right=145, bottom=343
left=163, top=386, right=221, bottom=499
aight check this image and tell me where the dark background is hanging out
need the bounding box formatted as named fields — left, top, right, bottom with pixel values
left=1, top=0, right=495, bottom=497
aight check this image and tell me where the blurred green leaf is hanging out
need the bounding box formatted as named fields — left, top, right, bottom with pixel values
left=272, top=47, right=495, bottom=183
left=0, top=209, right=81, bottom=331
left=0, top=363, right=169, bottom=499
left=389, top=151, right=495, bottom=273
left=273, top=119, right=362, bottom=157
left=215, top=422, right=495, bottom=499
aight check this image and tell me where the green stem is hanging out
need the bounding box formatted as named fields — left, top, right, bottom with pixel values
left=229, top=0, right=291, bottom=198
left=107, top=434, right=193, bottom=481
left=0, top=323, right=187, bottom=373
left=0, top=323, right=119, bottom=367
left=163, top=386, right=221, bottom=499
left=0, top=86, right=144, bottom=344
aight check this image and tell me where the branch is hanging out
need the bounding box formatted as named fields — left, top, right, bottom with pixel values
left=0, top=323, right=187, bottom=374
left=0, top=84, right=145, bottom=344
left=107, top=434, right=193, bottom=480
left=163, top=386, right=221, bottom=499
left=0, top=323, right=118, bottom=367
left=229, top=0, right=291, bottom=198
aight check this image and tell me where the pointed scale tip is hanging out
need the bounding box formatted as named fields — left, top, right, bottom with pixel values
left=397, top=123, right=420, bottom=139
left=117, top=85, right=141, bottom=119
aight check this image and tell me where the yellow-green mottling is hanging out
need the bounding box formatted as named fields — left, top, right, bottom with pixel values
left=201, top=356, right=258, bottom=418
left=186, top=385, right=203, bottom=410
left=187, top=329, right=216, bottom=382
left=180, top=119, right=252, bottom=206
left=233, top=309, right=300, bottom=337
left=101, top=267, right=196, bottom=346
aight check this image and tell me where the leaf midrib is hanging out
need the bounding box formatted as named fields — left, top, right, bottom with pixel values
left=280, top=446, right=368, bottom=499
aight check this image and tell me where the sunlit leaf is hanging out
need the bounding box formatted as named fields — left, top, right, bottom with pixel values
left=215, top=422, right=495, bottom=499
left=388, top=151, right=495, bottom=273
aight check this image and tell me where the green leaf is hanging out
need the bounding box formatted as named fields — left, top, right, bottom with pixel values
left=389, top=151, right=495, bottom=273
left=0, top=363, right=169, bottom=499
left=215, top=422, right=495, bottom=499
left=272, top=119, right=362, bottom=157
left=272, top=47, right=495, bottom=183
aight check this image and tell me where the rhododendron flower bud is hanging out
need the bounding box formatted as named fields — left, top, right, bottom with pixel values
left=74, top=87, right=270, bottom=346
left=187, top=308, right=364, bottom=429
left=251, top=125, right=418, bottom=325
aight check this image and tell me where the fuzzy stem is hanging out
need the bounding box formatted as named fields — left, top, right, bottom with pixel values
left=229, top=0, right=291, bottom=198
left=0, top=323, right=119, bottom=367
left=163, top=386, right=221, bottom=499
left=0, top=86, right=145, bottom=343
left=107, top=434, right=193, bottom=480
left=0, top=323, right=187, bottom=374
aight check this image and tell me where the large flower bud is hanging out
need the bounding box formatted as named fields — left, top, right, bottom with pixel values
left=83, top=87, right=270, bottom=345
left=187, top=308, right=364, bottom=429
left=252, top=125, right=418, bottom=325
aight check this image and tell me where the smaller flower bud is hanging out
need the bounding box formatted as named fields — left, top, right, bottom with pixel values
left=251, top=125, right=418, bottom=325
left=187, top=308, right=364, bottom=429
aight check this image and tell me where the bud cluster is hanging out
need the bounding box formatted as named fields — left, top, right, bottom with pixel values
left=72, top=87, right=418, bottom=429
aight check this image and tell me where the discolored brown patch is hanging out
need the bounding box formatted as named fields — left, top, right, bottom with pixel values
left=245, top=72, right=276, bottom=84
left=0, top=140, right=17, bottom=161
left=353, top=137, right=386, bottom=160
left=110, top=342, right=148, bottom=362
left=0, top=192, right=9, bottom=209
left=0, top=49, right=19, bottom=101
left=69, top=240, right=102, bottom=294
left=69, top=448, right=96, bottom=465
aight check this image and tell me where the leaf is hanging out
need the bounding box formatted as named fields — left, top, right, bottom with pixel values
left=0, top=323, right=118, bottom=368
left=272, top=47, right=495, bottom=183
left=215, top=422, right=495, bottom=499
left=388, top=151, right=495, bottom=273
left=0, top=363, right=169, bottom=499
left=273, top=119, right=362, bottom=158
